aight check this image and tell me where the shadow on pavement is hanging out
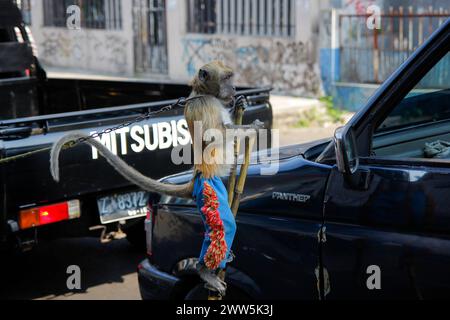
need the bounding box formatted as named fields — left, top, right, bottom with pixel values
left=0, top=238, right=145, bottom=300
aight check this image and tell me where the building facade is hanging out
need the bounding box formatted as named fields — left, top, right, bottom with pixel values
left=27, top=0, right=323, bottom=97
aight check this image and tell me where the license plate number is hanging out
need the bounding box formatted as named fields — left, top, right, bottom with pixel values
left=97, top=191, right=149, bottom=224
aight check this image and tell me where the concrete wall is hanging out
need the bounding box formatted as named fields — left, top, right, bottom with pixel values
left=30, top=0, right=324, bottom=97
left=30, top=1, right=134, bottom=76
left=167, top=0, right=323, bottom=97
left=319, top=2, right=383, bottom=111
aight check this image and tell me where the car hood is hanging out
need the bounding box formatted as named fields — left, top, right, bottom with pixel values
left=276, top=138, right=331, bottom=160
left=158, top=138, right=332, bottom=209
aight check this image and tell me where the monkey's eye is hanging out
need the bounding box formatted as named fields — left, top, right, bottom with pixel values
left=199, top=69, right=209, bottom=82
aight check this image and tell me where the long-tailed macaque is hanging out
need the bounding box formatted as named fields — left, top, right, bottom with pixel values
left=50, top=61, right=255, bottom=296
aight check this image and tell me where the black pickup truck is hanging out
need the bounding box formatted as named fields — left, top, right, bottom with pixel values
left=138, top=19, right=450, bottom=300
left=0, top=2, right=273, bottom=252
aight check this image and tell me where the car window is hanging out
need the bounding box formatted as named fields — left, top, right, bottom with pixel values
left=372, top=51, right=450, bottom=161
left=377, top=51, right=450, bottom=133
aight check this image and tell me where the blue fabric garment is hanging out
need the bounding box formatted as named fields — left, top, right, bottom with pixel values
left=193, top=174, right=237, bottom=270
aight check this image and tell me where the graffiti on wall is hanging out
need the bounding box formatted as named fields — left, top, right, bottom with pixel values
left=182, top=38, right=321, bottom=97
left=40, top=30, right=129, bottom=74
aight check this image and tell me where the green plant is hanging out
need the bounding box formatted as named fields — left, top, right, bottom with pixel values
left=320, top=96, right=345, bottom=124
left=296, top=118, right=311, bottom=128
left=293, top=96, right=347, bottom=128
left=295, top=108, right=322, bottom=128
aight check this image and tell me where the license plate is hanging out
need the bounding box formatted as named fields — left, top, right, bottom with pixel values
left=97, top=191, right=149, bottom=224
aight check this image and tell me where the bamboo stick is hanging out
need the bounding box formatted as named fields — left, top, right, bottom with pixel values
left=227, top=103, right=245, bottom=205
left=231, top=136, right=255, bottom=216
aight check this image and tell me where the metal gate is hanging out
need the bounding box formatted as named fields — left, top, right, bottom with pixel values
left=133, top=0, right=168, bottom=74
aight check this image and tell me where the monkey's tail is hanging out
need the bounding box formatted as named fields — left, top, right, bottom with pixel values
left=50, top=132, right=194, bottom=199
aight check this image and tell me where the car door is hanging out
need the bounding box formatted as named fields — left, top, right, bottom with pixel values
left=321, top=19, right=450, bottom=299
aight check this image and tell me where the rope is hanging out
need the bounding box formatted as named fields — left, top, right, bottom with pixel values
left=0, top=147, right=53, bottom=164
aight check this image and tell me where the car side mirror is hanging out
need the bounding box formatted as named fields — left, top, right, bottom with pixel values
left=334, top=126, right=359, bottom=175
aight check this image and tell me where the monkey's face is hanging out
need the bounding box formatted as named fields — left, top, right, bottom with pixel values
left=192, top=61, right=236, bottom=103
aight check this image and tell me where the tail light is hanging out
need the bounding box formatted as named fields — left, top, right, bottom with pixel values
left=144, top=203, right=154, bottom=257
left=19, top=200, right=81, bottom=230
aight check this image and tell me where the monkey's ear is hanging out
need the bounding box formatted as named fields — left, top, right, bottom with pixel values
left=198, top=69, right=209, bottom=82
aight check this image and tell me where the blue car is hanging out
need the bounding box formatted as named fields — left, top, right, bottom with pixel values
left=138, top=18, right=450, bottom=300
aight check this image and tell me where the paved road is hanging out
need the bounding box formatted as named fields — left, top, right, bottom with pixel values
left=270, top=95, right=347, bottom=147
left=0, top=238, right=143, bottom=300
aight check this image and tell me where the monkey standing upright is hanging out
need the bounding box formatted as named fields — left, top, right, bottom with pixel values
left=50, top=61, right=248, bottom=295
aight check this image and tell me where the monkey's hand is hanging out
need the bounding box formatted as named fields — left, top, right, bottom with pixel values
left=231, top=95, right=248, bottom=114
left=251, top=119, right=265, bottom=129
left=225, top=120, right=265, bottom=131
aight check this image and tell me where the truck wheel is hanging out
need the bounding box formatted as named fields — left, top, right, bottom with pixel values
left=184, top=284, right=251, bottom=301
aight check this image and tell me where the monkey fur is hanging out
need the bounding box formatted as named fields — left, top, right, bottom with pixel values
left=50, top=61, right=243, bottom=296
